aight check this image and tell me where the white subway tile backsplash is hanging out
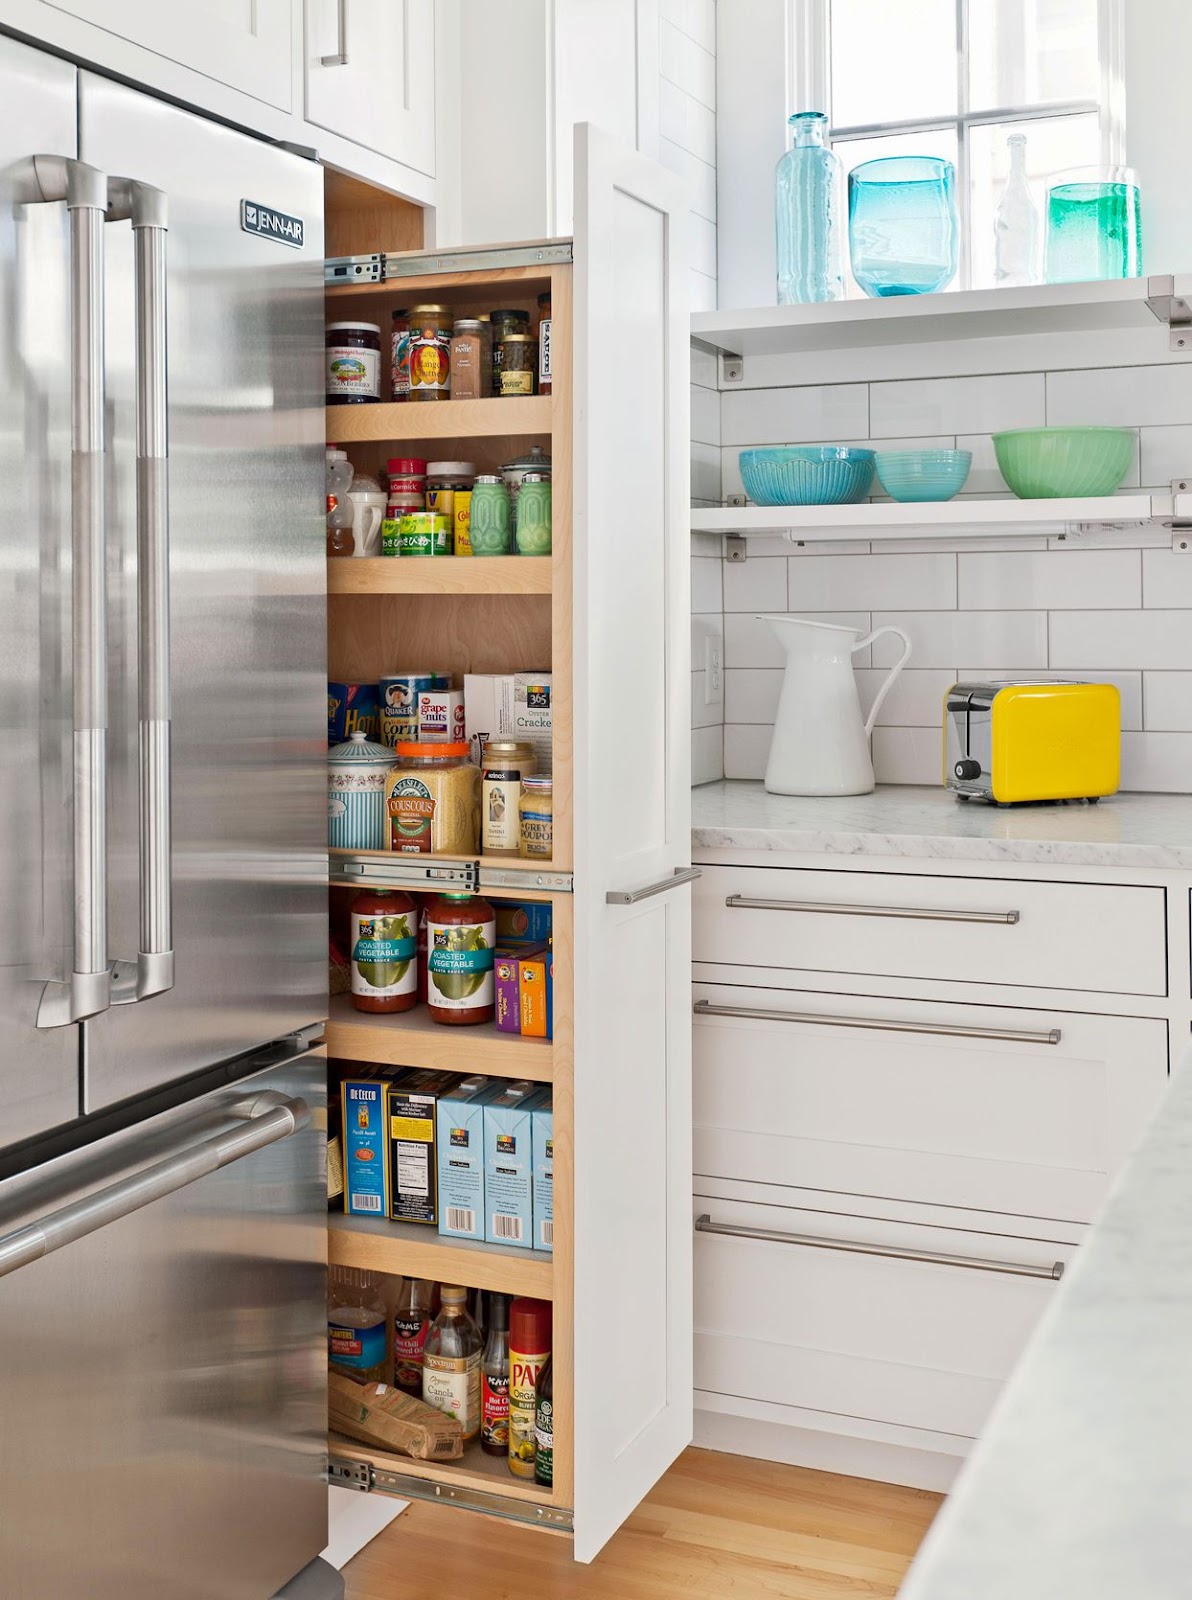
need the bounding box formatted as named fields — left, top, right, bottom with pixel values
left=872, top=726, right=943, bottom=785
left=1144, top=673, right=1192, bottom=731
left=869, top=374, right=1045, bottom=439
left=689, top=271, right=717, bottom=314
left=957, top=549, right=1142, bottom=611
left=692, top=724, right=725, bottom=786
left=725, top=611, right=873, bottom=668
left=660, top=19, right=716, bottom=108
left=790, top=552, right=957, bottom=612
left=691, top=555, right=723, bottom=614
left=691, top=345, right=718, bottom=389
left=721, top=385, right=870, bottom=447
left=1046, top=364, right=1192, bottom=428
left=725, top=668, right=784, bottom=725
left=659, top=138, right=717, bottom=223
left=1142, top=550, right=1192, bottom=609
left=1139, top=424, right=1192, bottom=487
left=1049, top=610, right=1192, bottom=671
left=871, top=611, right=1047, bottom=669
left=691, top=670, right=722, bottom=729
left=691, top=382, right=720, bottom=446
left=854, top=668, right=958, bottom=728
left=724, top=722, right=772, bottom=781
left=724, top=555, right=787, bottom=612
left=689, top=212, right=718, bottom=280
left=1120, top=732, right=1192, bottom=792
left=692, top=612, right=722, bottom=661
left=662, top=0, right=716, bottom=53
left=691, top=440, right=721, bottom=502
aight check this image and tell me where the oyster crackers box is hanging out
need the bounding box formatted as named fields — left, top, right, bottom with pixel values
left=483, top=1083, right=551, bottom=1249
left=463, top=673, right=552, bottom=775
left=434, top=1075, right=493, bottom=1241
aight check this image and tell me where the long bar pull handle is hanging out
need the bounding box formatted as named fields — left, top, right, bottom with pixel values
left=107, top=180, right=173, bottom=1005
left=725, top=894, right=1020, bottom=925
left=0, top=1094, right=310, bottom=1281
left=606, top=866, right=702, bottom=906
left=321, top=0, right=349, bottom=64
left=15, top=157, right=111, bottom=1029
left=693, top=998, right=1062, bottom=1046
left=694, top=1214, right=1065, bottom=1282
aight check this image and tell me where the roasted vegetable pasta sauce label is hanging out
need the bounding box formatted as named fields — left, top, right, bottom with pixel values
left=426, top=918, right=495, bottom=1012
left=351, top=911, right=416, bottom=1000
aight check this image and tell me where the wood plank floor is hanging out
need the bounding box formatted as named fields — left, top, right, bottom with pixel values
left=343, top=1447, right=942, bottom=1599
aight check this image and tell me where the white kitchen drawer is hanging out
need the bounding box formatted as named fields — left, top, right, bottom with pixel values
left=693, top=1193, right=1077, bottom=1442
left=694, top=980, right=1169, bottom=1221
left=693, top=864, right=1168, bottom=997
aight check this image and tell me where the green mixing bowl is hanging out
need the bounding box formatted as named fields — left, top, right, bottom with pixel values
left=992, top=427, right=1134, bottom=499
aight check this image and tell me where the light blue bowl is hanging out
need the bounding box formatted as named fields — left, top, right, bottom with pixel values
left=874, top=449, right=972, bottom=502
left=739, top=446, right=876, bottom=507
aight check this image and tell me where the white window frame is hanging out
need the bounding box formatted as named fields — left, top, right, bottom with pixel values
left=790, top=0, right=1126, bottom=289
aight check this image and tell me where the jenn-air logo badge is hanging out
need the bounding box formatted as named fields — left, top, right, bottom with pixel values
left=240, top=200, right=304, bottom=248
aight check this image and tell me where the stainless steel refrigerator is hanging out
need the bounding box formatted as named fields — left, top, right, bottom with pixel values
left=0, top=32, right=335, bottom=1600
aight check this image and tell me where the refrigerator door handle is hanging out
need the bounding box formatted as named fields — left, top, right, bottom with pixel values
left=0, top=1092, right=310, bottom=1280
left=15, top=157, right=113, bottom=1030
left=106, top=179, right=174, bottom=1005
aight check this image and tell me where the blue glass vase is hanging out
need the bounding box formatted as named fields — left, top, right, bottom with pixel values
left=775, top=111, right=843, bottom=304
left=848, top=156, right=959, bottom=297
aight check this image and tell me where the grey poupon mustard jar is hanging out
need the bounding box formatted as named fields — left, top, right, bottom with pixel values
left=328, top=730, right=393, bottom=849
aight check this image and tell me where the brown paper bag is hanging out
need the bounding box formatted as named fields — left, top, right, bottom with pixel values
left=329, top=1372, right=464, bottom=1461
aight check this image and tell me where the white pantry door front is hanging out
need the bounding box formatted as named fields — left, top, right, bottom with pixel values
left=571, top=122, right=693, bottom=1563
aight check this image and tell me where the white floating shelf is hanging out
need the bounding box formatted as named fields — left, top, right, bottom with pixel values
left=691, top=493, right=1192, bottom=546
left=691, top=276, right=1192, bottom=359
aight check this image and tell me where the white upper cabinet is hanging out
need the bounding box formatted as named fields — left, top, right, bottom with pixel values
left=304, top=0, right=435, bottom=178
left=42, top=0, right=293, bottom=109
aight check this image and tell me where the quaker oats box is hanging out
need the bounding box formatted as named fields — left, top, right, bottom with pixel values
left=328, top=681, right=379, bottom=745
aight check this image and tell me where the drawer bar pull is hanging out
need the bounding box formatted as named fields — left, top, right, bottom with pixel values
left=607, top=866, right=702, bottom=905
left=693, top=998, right=1061, bottom=1047
left=725, top=893, right=1020, bottom=925
left=694, top=1214, right=1065, bottom=1282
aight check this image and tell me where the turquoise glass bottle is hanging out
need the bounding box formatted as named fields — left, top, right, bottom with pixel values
left=775, top=111, right=843, bottom=304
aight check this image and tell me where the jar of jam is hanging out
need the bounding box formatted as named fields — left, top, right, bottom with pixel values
left=497, top=333, right=536, bottom=397
left=350, top=889, right=418, bottom=1013
left=425, top=892, right=497, bottom=1026
left=408, top=304, right=453, bottom=401
left=390, top=309, right=412, bottom=400
left=327, top=321, right=382, bottom=405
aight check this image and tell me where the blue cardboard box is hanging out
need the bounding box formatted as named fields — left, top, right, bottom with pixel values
left=531, top=1098, right=553, bottom=1253
left=435, top=1075, right=492, bottom=1241
left=482, top=1082, right=549, bottom=1250
left=342, top=1068, right=402, bottom=1216
left=328, top=680, right=379, bottom=745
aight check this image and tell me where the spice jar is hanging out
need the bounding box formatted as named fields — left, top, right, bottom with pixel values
left=408, top=304, right=453, bottom=401
left=326, top=322, right=382, bottom=405
left=515, top=473, right=552, bottom=555
left=450, top=319, right=490, bottom=401
left=425, top=461, right=475, bottom=534
left=502, top=445, right=552, bottom=533
left=390, top=309, right=412, bottom=400
left=385, top=742, right=480, bottom=854
left=383, top=456, right=427, bottom=550
left=490, top=309, right=530, bottom=395
left=497, top=333, right=536, bottom=397
left=537, top=291, right=552, bottom=396
left=481, top=740, right=536, bottom=855
left=518, top=777, right=553, bottom=859
left=328, top=731, right=394, bottom=850
left=350, top=888, right=418, bottom=1013
left=469, top=476, right=512, bottom=556
left=425, top=892, right=497, bottom=1026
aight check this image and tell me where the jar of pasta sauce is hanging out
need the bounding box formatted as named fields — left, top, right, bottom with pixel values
left=408, top=305, right=453, bottom=401
left=425, top=892, right=497, bottom=1026
left=350, top=889, right=418, bottom=1013
left=327, top=322, right=381, bottom=405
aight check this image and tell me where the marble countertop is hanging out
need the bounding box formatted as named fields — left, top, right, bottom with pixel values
left=899, top=1047, right=1192, bottom=1600
left=692, top=781, right=1192, bottom=869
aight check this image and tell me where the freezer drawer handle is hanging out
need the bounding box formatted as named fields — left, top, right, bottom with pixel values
left=106, top=179, right=174, bottom=1006
left=693, top=998, right=1062, bottom=1046
left=14, top=158, right=112, bottom=1029
left=694, top=1214, right=1065, bottom=1281
left=724, top=893, right=1020, bottom=925
left=0, top=1093, right=309, bottom=1281
left=607, top=866, right=702, bottom=905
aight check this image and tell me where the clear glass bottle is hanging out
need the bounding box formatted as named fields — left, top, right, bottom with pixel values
left=327, top=1267, right=388, bottom=1383
left=422, top=1284, right=483, bottom=1442
left=995, top=133, right=1040, bottom=287
left=775, top=110, right=843, bottom=305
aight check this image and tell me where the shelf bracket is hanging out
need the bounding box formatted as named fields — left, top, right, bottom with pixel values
left=328, top=1453, right=574, bottom=1532
left=1145, top=275, right=1192, bottom=352
left=723, top=533, right=747, bottom=563
left=720, top=351, right=744, bottom=384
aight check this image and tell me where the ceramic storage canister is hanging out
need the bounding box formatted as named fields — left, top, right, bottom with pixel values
left=328, top=729, right=394, bottom=849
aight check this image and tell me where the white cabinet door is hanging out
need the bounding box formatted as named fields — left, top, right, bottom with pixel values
left=43, top=0, right=293, bottom=110
left=572, top=124, right=691, bottom=1563
left=305, top=0, right=435, bottom=177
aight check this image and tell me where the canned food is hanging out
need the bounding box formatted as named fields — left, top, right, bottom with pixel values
left=387, top=511, right=452, bottom=557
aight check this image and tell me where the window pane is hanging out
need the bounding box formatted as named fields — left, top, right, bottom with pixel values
left=968, top=113, right=1100, bottom=288
left=829, top=0, right=958, bottom=128
left=968, top=0, right=1100, bottom=110
left=835, top=129, right=961, bottom=296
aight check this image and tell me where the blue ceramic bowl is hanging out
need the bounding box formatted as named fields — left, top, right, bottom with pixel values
left=874, top=449, right=972, bottom=502
left=739, top=446, right=876, bottom=507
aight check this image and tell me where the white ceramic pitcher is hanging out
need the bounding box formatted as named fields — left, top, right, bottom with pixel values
left=758, top=615, right=912, bottom=796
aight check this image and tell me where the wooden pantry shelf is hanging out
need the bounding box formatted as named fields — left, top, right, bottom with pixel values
left=326, top=993, right=552, bottom=1079
left=328, top=556, right=553, bottom=595
left=328, top=396, right=553, bottom=444
left=329, top=1212, right=553, bottom=1297
left=328, top=1434, right=559, bottom=1512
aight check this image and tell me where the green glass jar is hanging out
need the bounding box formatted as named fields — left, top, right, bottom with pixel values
left=469, top=475, right=512, bottom=556
left=515, top=473, right=552, bottom=556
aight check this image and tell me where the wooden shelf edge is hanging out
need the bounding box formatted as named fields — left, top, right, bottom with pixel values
left=327, top=556, right=553, bottom=595
left=329, top=1213, right=554, bottom=1297
left=327, top=396, right=552, bottom=443
left=326, top=995, right=553, bottom=1079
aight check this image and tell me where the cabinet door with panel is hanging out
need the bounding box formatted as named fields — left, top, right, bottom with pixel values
left=42, top=0, right=293, bottom=109
left=305, top=0, right=435, bottom=177
left=572, top=124, right=692, bottom=1562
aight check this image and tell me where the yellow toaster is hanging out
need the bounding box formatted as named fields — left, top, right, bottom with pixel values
left=943, top=680, right=1120, bottom=805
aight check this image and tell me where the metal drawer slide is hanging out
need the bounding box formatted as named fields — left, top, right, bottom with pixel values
left=328, top=1451, right=574, bottom=1533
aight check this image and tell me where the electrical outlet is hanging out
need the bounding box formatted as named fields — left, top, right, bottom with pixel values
left=704, top=636, right=723, bottom=705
